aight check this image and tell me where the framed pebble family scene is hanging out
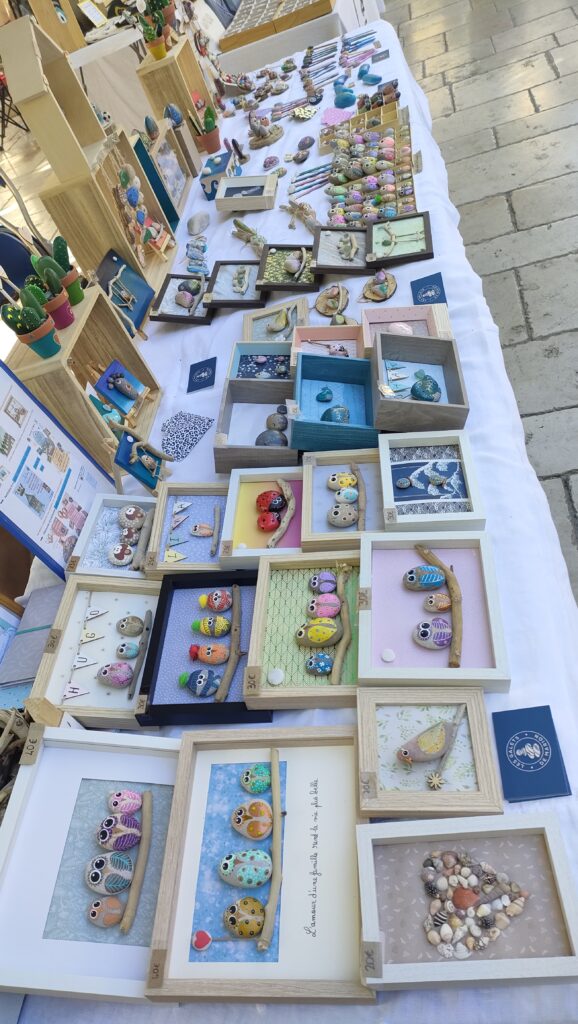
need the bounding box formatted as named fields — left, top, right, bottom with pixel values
left=300, top=449, right=384, bottom=550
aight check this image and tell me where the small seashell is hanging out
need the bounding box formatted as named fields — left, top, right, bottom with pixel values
left=460, top=866, right=471, bottom=878
left=468, top=874, right=479, bottom=888
left=505, top=898, right=525, bottom=917
left=491, top=898, right=503, bottom=911
left=454, top=942, right=471, bottom=960
left=442, top=852, right=457, bottom=868
left=469, top=923, right=482, bottom=938
left=510, top=882, right=521, bottom=894
left=422, top=870, right=437, bottom=885
left=449, top=875, right=459, bottom=887
left=438, top=943, right=454, bottom=959
left=219, top=849, right=273, bottom=888
left=501, top=894, right=511, bottom=907
left=476, top=904, right=491, bottom=918
left=453, top=887, right=479, bottom=910
left=436, top=876, right=448, bottom=893
left=495, top=912, right=510, bottom=930
left=488, top=927, right=501, bottom=942
left=97, top=662, right=133, bottom=689
left=116, top=640, right=138, bottom=660
left=465, top=936, right=475, bottom=951
left=427, top=929, right=441, bottom=946
left=475, top=936, right=489, bottom=950
left=439, top=923, right=453, bottom=942
left=423, top=913, right=434, bottom=931
left=117, top=615, right=144, bottom=636
left=496, top=872, right=509, bottom=884
left=458, top=876, right=469, bottom=888
left=424, top=881, right=439, bottom=898
left=433, top=910, right=448, bottom=928
left=448, top=914, right=461, bottom=930
left=446, top=901, right=455, bottom=913
left=480, top=914, right=495, bottom=930
left=432, top=858, right=443, bottom=871
left=108, top=790, right=142, bottom=814
left=466, top=908, right=475, bottom=918
left=428, top=896, right=441, bottom=912
left=267, top=667, right=285, bottom=686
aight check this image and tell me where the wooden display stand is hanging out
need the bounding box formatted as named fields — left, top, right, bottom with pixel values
left=137, top=118, right=193, bottom=218
left=6, top=286, right=161, bottom=474
left=219, top=0, right=336, bottom=52
left=28, top=0, right=86, bottom=52
left=136, top=36, right=213, bottom=140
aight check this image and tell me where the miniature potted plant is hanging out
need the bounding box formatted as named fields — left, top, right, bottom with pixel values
left=1, top=295, right=61, bottom=359
left=139, top=16, right=167, bottom=60
left=201, top=106, right=220, bottom=154
left=31, top=236, right=85, bottom=306
left=23, top=272, right=74, bottom=330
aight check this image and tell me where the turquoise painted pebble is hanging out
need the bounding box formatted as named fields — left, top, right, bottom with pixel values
left=316, top=386, right=333, bottom=402
left=403, top=565, right=446, bottom=591
left=320, top=405, right=350, bottom=423
left=116, top=640, right=139, bottom=659
left=335, top=486, right=358, bottom=504
left=305, top=651, right=333, bottom=675
left=219, top=849, right=273, bottom=888
left=396, top=477, right=411, bottom=489
left=241, top=764, right=271, bottom=794
left=411, top=370, right=441, bottom=403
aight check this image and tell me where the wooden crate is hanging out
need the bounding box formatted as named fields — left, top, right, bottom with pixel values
left=219, top=466, right=303, bottom=568
left=291, top=325, right=365, bottom=369
left=244, top=550, right=361, bottom=710
left=301, top=448, right=383, bottom=551
left=6, top=286, right=161, bottom=472
left=371, top=332, right=469, bottom=431
left=136, top=36, right=213, bottom=134
left=214, top=377, right=297, bottom=473
left=289, top=353, right=378, bottom=452
left=215, top=173, right=277, bottom=212
left=226, top=340, right=292, bottom=399
left=361, top=303, right=453, bottom=358
left=145, top=481, right=229, bottom=578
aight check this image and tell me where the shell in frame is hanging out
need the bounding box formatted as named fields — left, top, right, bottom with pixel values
left=87, top=896, right=124, bottom=928
left=223, top=896, right=265, bottom=938
left=97, top=813, right=141, bottom=851
left=108, top=789, right=142, bottom=814
left=231, top=799, right=273, bottom=840
left=240, top=763, right=271, bottom=794
left=85, top=851, right=133, bottom=894
left=219, top=849, right=273, bottom=887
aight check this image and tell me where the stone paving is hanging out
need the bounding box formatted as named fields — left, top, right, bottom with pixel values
left=385, top=0, right=578, bottom=598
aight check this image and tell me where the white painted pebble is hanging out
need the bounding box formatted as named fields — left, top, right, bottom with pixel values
left=381, top=648, right=396, bottom=662
left=267, top=668, right=285, bottom=685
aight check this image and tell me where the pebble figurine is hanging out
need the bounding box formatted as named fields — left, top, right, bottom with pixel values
left=295, top=617, right=343, bottom=647
left=97, top=813, right=141, bottom=851
left=305, top=651, right=333, bottom=675
left=307, top=593, right=341, bottom=618
left=108, top=790, right=142, bottom=814
left=309, top=571, right=337, bottom=593
left=117, top=615, right=144, bottom=636
left=96, top=662, right=133, bottom=688
left=85, top=852, right=133, bottom=894
left=231, top=799, right=273, bottom=840
left=241, top=763, right=271, bottom=794
left=413, top=617, right=452, bottom=649
left=199, top=589, right=233, bottom=612
left=223, top=897, right=265, bottom=938
left=191, top=615, right=231, bottom=637
left=88, top=896, right=124, bottom=929
left=219, top=849, right=273, bottom=887
left=403, top=565, right=446, bottom=591
left=189, top=643, right=229, bottom=665
left=179, top=668, right=220, bottom=698
left=397, top=718, right=462, bottom=767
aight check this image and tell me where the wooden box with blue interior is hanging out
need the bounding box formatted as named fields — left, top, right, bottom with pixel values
left=226, top=340, right=292, bottom=400
left=288, top=353, right=378, bottom=452
left=214, top=376, right=297, bottom=474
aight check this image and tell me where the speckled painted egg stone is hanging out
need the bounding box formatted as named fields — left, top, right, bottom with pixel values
left=219, top=849, right=273, bottom=887
left=305, top=651, right=333, bottom=675
left=327, top=504, right=359, bottom=528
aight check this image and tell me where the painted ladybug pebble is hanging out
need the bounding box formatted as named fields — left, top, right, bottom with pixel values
left=256, top=489, right=287, bottom=514
left=257, top=511, right=281, bottom=532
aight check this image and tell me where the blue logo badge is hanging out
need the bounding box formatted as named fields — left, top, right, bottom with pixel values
left=417, top=283, right=441, bottom=302
left=505, top=730, right=551, bottom=772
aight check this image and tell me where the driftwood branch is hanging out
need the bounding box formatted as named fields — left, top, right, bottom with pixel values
left=214, top=584, right=241, bottom=703
left=266, top=479, right=295, bottom=548
left=330, top=566, right=352, bottom=685
left=415, top=544, right=462, bottom=668
left=131, top=508, right=154, bottom=571
left=432, top=703, right=467, bottom=786
left=350, top=462, right=366, bottom=531
left=210, top=503, right=221, bottom=558
left=257, top=749, right=282, bottom=952
left=120, top=790, right=152, bottom=934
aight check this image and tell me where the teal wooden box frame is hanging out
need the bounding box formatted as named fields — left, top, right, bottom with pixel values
left=133, top=135, right=180, bottom=232
left=289, top=353, right=379, bottom=452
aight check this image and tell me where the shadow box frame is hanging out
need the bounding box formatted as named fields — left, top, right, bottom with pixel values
left=225, top=340, right=292, bottom=400
left=145, top=725, right=374, bottom=1004
left=219, top=466, right=303, bottom=569
left=290, top=324, right=365, bottom=369
left=300, top=448, right=382, bottom=552
left=256, top=243, right=318, bottom=294
left=244, top=550, right=361, bottom=711
left=356, top=814, right=578, bottom=990
left=0, top=726, right=180, bottom=1001
left=360, top=302, right=453, bottom=358
left=215, top=172, right=278, bottom=212
left=66, top=492, right=157, bottom=579
left=356, top=686, right=502, bottom=818
left=365, top=211, right=434, bottom=269
left=145, top=482, right=229, bottom=579
left=310, top=226, right=369, bottom=276
left=242, top=296, right=309, bottom=341
left=136, top=569, right=272, bottom=727
left=149, top=272, right=214, bottom=325
left=203, top=260, right=268, bottom=311
left=358, top=531, right=509, bottom=691
left=378, top=430, right=485, bottom=531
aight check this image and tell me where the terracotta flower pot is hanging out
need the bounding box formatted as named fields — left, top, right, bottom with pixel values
left=146, top=36, right=167, bottom=60
left=19, top=315, right=61, bottom=359
left=202, top=127, right=221, bottom=154
left=61, top=267, right=84, bottom=306
left=43, top=288, right=74, bottom=329
left=163, top=1, right=175, bottom=28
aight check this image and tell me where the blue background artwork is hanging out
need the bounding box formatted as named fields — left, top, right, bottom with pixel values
left=391, top=457, right=468, bottom=504
left=95, top=360, right=145, bottom=416
left=190, top=760, right=286, bottom=963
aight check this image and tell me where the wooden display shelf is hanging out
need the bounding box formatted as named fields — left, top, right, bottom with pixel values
left=136, top=36, right=213, bottom=137
left=6, top=286, right=161, bottom=473
left=219, top=0, right=336, bottom=52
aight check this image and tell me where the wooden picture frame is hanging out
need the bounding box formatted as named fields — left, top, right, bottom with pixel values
left=366, top=212, right=434, bottom=268
left=290, top=325, right=365, bottom=369
left=356, top=687, right=502, bottom=818
left=146, top=725, right=373, bottom=1003
left=256, top=243, right=318, bottom=293
left=372, top=332, right=469, bottom=431
left=150, top=273, right=214, bottom=325
left=214, top=378, right=297, bottom=474
left=244, top=550, right=360, bottom=710
left=360, top=303, right=453, bottom=358
left=301, top=448, right=384, bottom=551
left=358, top=531, right=509, bottom=691
left=357, top=814, right=578, bottom=989
left=203, top=260, right=268, bottom=311
left=289, top=354, right=378, bottom=452
left=66, top=493, right=157, bottom=579
left=137, top=570, right=271, bottom=727
left=25, top=574, right=161, bottom=729
left=226, top=341, right=292, bottom=399
left=220, top=467, right=303, bottom=569
left=311, top=227, right=369, bottom=276
left=215, top=173, right=278, bottom=211
left=378, top=431, right=485, bottom=531
left=0, top=727, right=180, bottom=1000
left=242, top=297, right=309, bottom=340
left=145, top=482, right=229, bottom=578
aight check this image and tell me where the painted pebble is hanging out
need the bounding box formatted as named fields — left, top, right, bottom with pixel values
left=413, top=617, right=452, bottom=650
left=85, top=852, right=133, bottom=894
left=424, top=592, right=452, bottom=612
left=108, top=543, right=133, bottom=567
left=223, top=897, right=265, bottom=938
left=199, top=590, right=233, bottom=612
left=231, top=799, right=273, bottom=840
left=121, top=526, right=140, bottom=545
left=117, top=615, right=144, bottom=636
left=96, top=662, right=133, bottom=689
left=190, top=523, right=213, bottom=537
left=295, top=617, right=343, bottom=647
left=241, top=764, right=271, bottom=794
left=327, top=472, right=357, bottom=491
left=88, top=896, right=124, bottom=928
left=255, top=429, right=288, bottom=447
left=97, top=813, right=141, bottom=851
left=335, top=487, right=358, bottom=504
left=320, top=404, right=350, bottom=423
left=305, top=651, right=333, bottom=675
left=403, top=565, right=446, bottom=591
left=116, top=640, right=139, bottom=659
left=309, top=571, right=337, bottom=593
left=411, top=370, right=441, bottom=403
left=258, top=511, right=281, bottom=532
left=316, top=386, right=333, bottom=402
left=307, top=593, right=341, bottom=618
left=327, top=504, right=359, bottom=528
left=118, top=505, right=146, bottom=530
left=256, top=490, right=287, bottom=513
left=219, top=849, right=273, bottom=887
left=395, top=477, right=411, bottom=489
left=263, top=155, right=279, bottom=170
left=266, top=413, right=288, bottom=430
left=189, top=643, right=229, bottom=665
left=108, top=790, right=142, bottom=814
left=191, top=615, right=231, bottom=637
left=179, top=668, right=220, bottom=698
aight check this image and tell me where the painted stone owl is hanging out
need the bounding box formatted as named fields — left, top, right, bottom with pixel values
left=219, top=849, right=273, bottom=887
left=223, top=897, right=265, bottom=938
left=403, top=565, right=446, bottom=591
left=240, top=763, right=271, bottom=794
left=295, top=617, right=343, bottom=647
left=87, top=896, right=124, bottom=929
left=231, top=799, right=273, bottom=840
left=108, top=790, right=142, bottom=814
left=85, top=851, right=133, bottom=893
left=413, top=617, right=452, bottom=649
left=97, top=813, right=141, bottom=851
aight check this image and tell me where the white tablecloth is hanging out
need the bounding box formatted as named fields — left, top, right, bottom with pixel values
left=19, top=18, right=578, bottom=1024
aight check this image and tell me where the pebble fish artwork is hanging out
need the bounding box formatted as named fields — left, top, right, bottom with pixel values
left=241, top=763, right=271, bottom=794
left=85, top=852, right=133, bottom=894
left=403, top=565, right=446, bottom=591
left=97, top=813, right=142, bottom=851
left=219, top=849, right=273, bottom=887
left=413, top=617, right=452, bottom=650
left=88, top=896, right=124, bottom=929
left=223, top=896, right=265, bottom=938
left=397, top=718, right=461, bottom=766
left=199, top=589, right=233, bottom=612
left=179, top=667, right=220, bottom=697
left=189, top=642, right=229, bottom=665
left=295, top=616, right=343, bottom=647
left=108, top=790, right=142, bottom=814
left=231, top=799, right=273, bottom=840
left=191, top=615, right=231, bottom=637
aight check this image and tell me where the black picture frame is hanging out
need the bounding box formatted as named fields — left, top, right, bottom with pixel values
left=366, top=212, right=434, bottom=269
left=136, top=570, right=272, bottom=726
left=256, top=243, right=319, bottom=293
left=203, top=260, right=268, bottom=310
left=311, top=226, right=369, bottom=276
left=149, top=273, right=214, bottom=325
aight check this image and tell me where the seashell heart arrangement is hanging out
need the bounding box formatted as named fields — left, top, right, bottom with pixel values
left=422, top=849, right=529, bottom=960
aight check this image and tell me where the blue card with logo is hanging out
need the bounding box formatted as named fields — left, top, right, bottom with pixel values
left=187, top=357, right=216, bottom=394
left=411, top=272, right=447, bottom=305
left=492, top=706, right=571, bottom=802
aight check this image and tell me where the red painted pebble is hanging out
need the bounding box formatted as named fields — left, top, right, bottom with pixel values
left=191, top=929, right=212, bottom=950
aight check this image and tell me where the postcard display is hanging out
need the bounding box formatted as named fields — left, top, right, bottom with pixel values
left=2, top=12, right=578, bottom=1021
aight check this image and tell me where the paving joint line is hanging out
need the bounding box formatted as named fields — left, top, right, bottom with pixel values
left=561, top=475, right=578, bottom=542
left=512, top=265, right=535, bottom=342
left=498, top=324, right=578, bottom=351
left=544, top=47, right=561, bottom=79
left=522, top=402, right=578, bottom=419
left=528, top=87, right=540, bottom=113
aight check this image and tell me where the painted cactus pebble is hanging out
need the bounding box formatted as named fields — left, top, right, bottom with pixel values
left=305, top=651, right=333, bottom=675
left=413, top=617, right=452, bottom=649
left=231, top=799, right=273, bottom=840
left=219, top=849, right=273, bottom=887
left=309, top=571, right=337, bottom=593
left=241, top=763, right=271, bottom=794
left=97, top=813, right=141, bottom=851
left=96, top=662, right=133, bottom=688
left=85, top=851, right=133, bottom=894
left=199, top=589, right=233, bottom=612
left=223, top=896, right=265, bottom=938
left=189, top=643, right=229, bottom=665
left=191, top=615, right=231, bottom=637
left=179, top=667, right=220, bottom=698
left=295, top=617, right=343, bottom=647
left=108, top=790, right=142, bottom=814
left=306, top=593, right=341, bottom=618
left=403, top=565, right=446, bottom=591
left=88, top=896, right=124, bottom=928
